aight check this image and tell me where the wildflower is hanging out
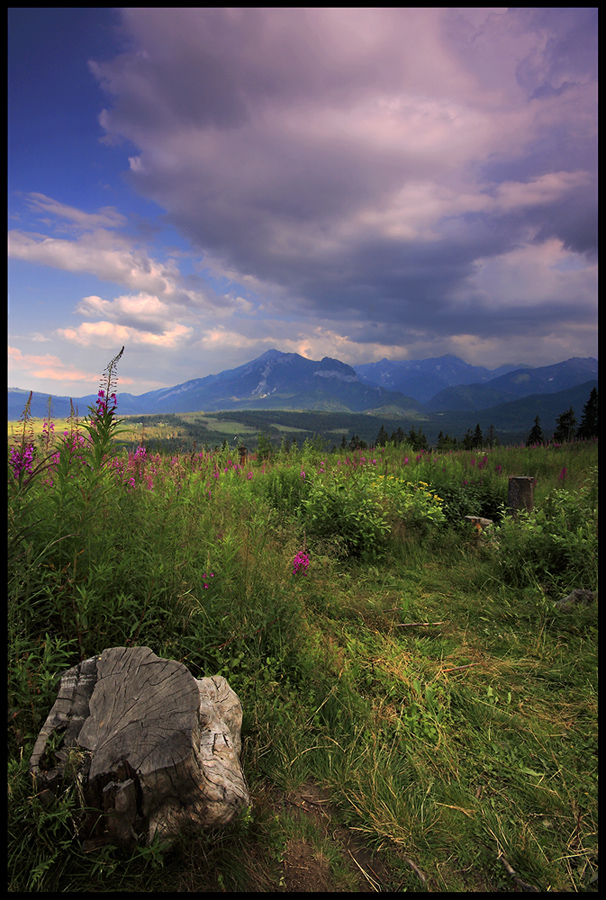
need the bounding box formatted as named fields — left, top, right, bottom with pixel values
left=293, top=551, right=310, bottom=576
left=9, top=444, right=35, bottom=480
left=202, top=572, right=215, bottom=589
left=559, top=467, right=567, bottom=480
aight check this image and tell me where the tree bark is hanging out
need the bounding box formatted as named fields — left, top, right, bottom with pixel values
left=29, top=647, right=250, bottom=850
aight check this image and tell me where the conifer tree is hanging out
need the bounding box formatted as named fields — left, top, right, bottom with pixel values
left=462, top=427, right=474, bottom=450
left=553, top=406, right=577, bottom=443
left=526, top=415, right=545, bottom=446
left=375, top=424, right=389, bottom=447
left=485, top=423, right=498, bottom=448
left=576, top=387, right=598, bottom=439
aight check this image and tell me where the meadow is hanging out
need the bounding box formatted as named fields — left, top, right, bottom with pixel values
left=7, top=366, right=598, bottom=892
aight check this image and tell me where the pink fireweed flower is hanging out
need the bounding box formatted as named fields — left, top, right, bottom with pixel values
left=9, top=444, right=35, bottom=480
left=202, top=572, right=215, bottom=589
left=293, top=551, right=310, bottom=576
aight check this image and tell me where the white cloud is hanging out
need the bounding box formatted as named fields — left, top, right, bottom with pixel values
left=57, top=320, right=193, bottom=349
left=26, top=192, right=127, bottom=231
left=471, top=239, right=598, bottom=310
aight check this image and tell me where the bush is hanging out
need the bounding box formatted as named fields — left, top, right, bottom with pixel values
left=299, top=477, right=390, bottom=560
left=495, top=471, right=598, bottom=593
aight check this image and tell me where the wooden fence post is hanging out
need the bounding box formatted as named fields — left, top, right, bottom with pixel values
left=507, top=476, right=535, bottom=518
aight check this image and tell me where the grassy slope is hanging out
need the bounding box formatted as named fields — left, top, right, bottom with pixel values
left=7, top=441, right=597, bottom=892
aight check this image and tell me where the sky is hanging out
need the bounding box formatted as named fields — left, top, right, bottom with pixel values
left=8, top=7, right=598, bottom=398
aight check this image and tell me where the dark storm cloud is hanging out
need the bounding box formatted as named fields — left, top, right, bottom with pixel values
left=89, top=7, right=598, bottom=366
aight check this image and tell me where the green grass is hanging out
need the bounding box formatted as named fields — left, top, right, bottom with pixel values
left=7, top=428, right=598, bottom=892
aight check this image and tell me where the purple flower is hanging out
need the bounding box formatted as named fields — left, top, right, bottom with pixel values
left=10, top=444, right=35, bottom=480
left=202, top=571, right=215, bottom=589
left=293, top=551, right=310, bottom=576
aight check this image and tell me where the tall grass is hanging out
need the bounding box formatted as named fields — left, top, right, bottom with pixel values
left=7, top=356, right=598, bottom=892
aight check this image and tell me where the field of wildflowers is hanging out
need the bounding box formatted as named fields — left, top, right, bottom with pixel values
left=7, top=354, right=598, bottom=892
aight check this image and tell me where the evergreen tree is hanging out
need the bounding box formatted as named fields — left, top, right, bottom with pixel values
left=256, top=431, right=273, bottom=460
left=472, top=422, right=483, bottom=448
left=407, top=426, right=420, bottom=449
left=485, top=423, right=499, bottom=448
left=436, top=431, right=456, bottom=450
left=462, top=427, right=475, bottom=450
left=526, top=415, right=545, bottom=446
left=576, top=387, right=598, bottom=439
left=407, top=426, right=428, bottom=451
left=553, top=406, right=577, bottom=443
left=375, top=424, right=390, bottom=447
left=348, top=434, right=367, bottom=450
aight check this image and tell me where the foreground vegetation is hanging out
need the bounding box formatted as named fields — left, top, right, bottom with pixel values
left=8, top=356, right=598, bottom=892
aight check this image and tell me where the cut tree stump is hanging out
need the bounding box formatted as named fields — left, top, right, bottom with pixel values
left=29, top=647, right=250, bottom=850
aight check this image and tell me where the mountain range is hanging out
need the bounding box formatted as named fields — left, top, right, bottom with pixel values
left=7, top=350, right=597, bottom=441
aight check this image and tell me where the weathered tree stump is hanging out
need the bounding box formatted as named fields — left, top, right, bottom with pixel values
left=554, top=588, right=598, bottom=609
left=29, top=647, right=250, bottom=850
left=507, top=476, right=535, bottom=518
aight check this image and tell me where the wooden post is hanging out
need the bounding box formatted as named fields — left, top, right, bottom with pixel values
left=507, top=476, right=534, bottom=518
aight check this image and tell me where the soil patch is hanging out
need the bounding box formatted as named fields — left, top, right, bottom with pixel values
left=276, top=781, right=394, bottom=892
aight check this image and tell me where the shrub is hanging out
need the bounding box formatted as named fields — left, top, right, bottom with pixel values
left=495, top=470, right=598, bottom=593
left=299, top=477, right=390, bottom=560
left=366, top=474, right=447, bottom=536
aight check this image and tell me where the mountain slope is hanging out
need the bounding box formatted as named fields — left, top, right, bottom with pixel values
left=123, top=350, right=422, bottom=414
left=429, top=379, right=598, bottom=444
left=425, top=357, right=598, bottom=411
left=7, top=351, right=597, bottom=429
left=354, top=354, right=524, bottom=403
left=7, top=350, right=422, bottom=419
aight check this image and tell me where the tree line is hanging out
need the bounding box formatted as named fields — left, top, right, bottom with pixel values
left=525, top=386, right=598, bottom=446
left=362, top=386, right=598, bottom=452
left=120, top=386, right=597, bottom=455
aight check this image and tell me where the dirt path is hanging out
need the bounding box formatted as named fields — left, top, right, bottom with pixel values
left=266, top=781, right=396, bottom=892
